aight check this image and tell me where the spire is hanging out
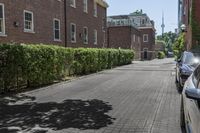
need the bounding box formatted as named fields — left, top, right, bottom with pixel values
left=161, top=12, right=165, bottom=36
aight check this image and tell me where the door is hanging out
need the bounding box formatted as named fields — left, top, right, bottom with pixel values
left=144, top=48, right=148, bottom=60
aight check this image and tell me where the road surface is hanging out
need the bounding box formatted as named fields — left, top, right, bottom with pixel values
left=0, top=58, right=182, bottom=133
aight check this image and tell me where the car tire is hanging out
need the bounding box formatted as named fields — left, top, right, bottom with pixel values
left=175, top=72, right=178, bottom=83
left=180, top=96, right=185, bottom=129
left=177, top=77, right=183, bottom=92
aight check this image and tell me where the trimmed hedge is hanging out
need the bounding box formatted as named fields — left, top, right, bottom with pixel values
left=0, top=43, right=134, bottom=92
left=157, top=51, right=165, bottom=59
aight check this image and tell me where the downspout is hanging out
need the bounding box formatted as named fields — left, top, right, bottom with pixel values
left=64, top=0, right=67, bottom=47
left=107, top=27, right=110, bottom=48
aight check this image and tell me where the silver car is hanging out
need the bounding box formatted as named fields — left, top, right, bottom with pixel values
left=180, top=64, right=200, bottom=133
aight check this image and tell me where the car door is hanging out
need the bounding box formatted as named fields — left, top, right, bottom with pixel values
left=186, top=66, right=200, bottom=133
left=176, top=54, right=184, bottom=82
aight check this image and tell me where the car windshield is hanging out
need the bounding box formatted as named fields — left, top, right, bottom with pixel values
left=184, top=53, right=200, bottom=67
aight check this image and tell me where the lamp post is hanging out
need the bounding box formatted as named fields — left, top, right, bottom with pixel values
left=180, top=24, right=187, bottom=50
left=181, top=24, right=186, bottom=32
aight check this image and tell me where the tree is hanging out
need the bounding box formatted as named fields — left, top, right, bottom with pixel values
left=157, top=32, right=178, bottom=55
left=173, top=33, right=185, bottom=59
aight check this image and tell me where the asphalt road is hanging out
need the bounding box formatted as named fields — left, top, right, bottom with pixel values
left=0, top=58, right=182, bottom=133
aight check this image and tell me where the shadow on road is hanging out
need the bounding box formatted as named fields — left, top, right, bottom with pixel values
left=0, top=94, right=115, bottom=132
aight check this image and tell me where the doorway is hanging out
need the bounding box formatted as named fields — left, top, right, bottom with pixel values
left=144, top=48, right=148, bottom=60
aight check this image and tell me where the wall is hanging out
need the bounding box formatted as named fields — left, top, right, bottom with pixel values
left=66, top=0, right=107, bottom=48
left=0, top=0, right=65, bottom=46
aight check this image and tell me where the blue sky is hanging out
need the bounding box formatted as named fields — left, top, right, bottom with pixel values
left=106, top=0, right=178, bottom=35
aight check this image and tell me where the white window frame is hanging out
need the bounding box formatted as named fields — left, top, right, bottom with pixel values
left=83, top=27, right=88, bottom=44
left=53, top=18, right=61, bottom=41
left=143, top=34, right=148, bottom=42
left=24, top=10, right=34, bottom=33
left=0, top=3, right=6, bottom=36
left=70, top=0, right=76, bottom=8
left=70, top=23, right=76, bottom=43
left=94, top=29, right=97, bottom=45
left=94, top=2, right=97, bottom=17
left=83, top=0, right=88, bottom=13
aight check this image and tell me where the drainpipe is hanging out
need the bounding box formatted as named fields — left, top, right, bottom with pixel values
left=107, top=27, right=110, bottom=48
left=64, top=0, right=67, bottom=47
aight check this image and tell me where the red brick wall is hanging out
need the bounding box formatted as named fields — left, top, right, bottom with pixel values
left=107, top=26, right=131, bottom=49
left=139, top=28, right=155, bottom=60
left=0, top=0, right=65, bottom=46
left=183, top=0, right=200, bottom=50
left=0, top=0, right=107, bottom=48
left=107, top=26, right=142, bottom=60
left=66, top=0, right=107, bottom=48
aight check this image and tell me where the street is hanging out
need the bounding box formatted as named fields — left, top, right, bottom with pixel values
left=0, top=58, right=182, bottom=133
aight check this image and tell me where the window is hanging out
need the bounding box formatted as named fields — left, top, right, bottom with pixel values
left=83, top=0, right=88, bottom=13
left=94, top=29, right=97, bottom=45
left=83, top=27, right=88, bottom=44
left=24, top=10, right=34, bottom=32
left=102, top=18, right=106, bottom=31
left=70, top=0, right=76, bottom=8
left=53, top=19, right=60, bottom=41
left=0, top=3, right=5, bottom=35
left=94, top=2, right=97, bottom=17
left=133, top=34, right=136, bottom=42
left=143, top=34, right=148, bottom=42
left=70, top=23, right=76, bottom=43
left=141, top=19, right=145, bottom=25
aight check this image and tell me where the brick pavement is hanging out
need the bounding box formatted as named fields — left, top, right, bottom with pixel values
left=0, top=58, right=182, bottom=133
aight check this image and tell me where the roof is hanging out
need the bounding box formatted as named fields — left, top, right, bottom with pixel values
left=108, top=15, right=129, bottom=19
left=129, top=10, right=147, bottom=16
left=95, top=0, right=109, bottom=8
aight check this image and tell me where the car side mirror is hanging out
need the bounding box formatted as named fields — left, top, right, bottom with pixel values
left=185, top=88, right=200, bottom=101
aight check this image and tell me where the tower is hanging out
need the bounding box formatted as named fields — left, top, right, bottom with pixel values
left=161, top=12, right=165, bottom=36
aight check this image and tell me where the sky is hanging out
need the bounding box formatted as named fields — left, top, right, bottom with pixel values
left=106, top=0, right=178, bottom=35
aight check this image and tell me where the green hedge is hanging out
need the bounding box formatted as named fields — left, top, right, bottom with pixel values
left=157, top=51, right=165, bottom=59
left=0, top=43, right=134, bottom=92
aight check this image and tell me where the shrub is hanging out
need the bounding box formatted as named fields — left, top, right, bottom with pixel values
left=157, top=51, right=165, bottom=59
left=0, top=43, right=134, bottom=92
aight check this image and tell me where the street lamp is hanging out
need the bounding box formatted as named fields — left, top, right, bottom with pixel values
left=181, top=24, right=187, bottom=32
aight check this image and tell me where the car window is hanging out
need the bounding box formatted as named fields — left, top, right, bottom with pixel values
left=183, top=52, right=200, bottom=67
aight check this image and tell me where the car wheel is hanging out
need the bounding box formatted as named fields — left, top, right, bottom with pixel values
left=175, top=71, right=178, bottom=83
left=177, top=77, right=183, bottom=92
left=180, top=96, right=185, bottom=129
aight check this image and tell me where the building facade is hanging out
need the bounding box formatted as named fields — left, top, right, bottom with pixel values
left=178, top=0, right=200, bottom=50
left=107, top=26, right=141, bottom=60
left=139, top=27, right=155, bottom=60
left=107, top=10, right=156, bottom=60
left=0, top=0, right=65, bottom=46
left=0, top=0, right=108, bottom=48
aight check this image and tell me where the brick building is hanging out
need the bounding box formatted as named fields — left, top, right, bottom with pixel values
left=107, top=26, right=141, bottom=60
left=107, top=10, right=156, bottom=60
left=0, top=0, right=108, bottom=48
left=139, top=27, right=155, bottom=60
left=178, top=0, right=200, bottom=50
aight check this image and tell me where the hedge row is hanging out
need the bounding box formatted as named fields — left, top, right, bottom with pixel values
left=0, top=43, right=134, bottom=92
left=157, top=51, right=165, bottom=59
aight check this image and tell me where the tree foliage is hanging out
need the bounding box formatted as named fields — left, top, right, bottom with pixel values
left=173, top=33, right=185, bottom=59
left=157, top=32, right=178, bottom=52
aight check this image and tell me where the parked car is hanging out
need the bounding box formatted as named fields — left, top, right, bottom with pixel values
left=175, top=51, right=200, bottom=91
left=167, top=51, right=174, bottom=58
left=180, top=64, right=200, bottom=133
